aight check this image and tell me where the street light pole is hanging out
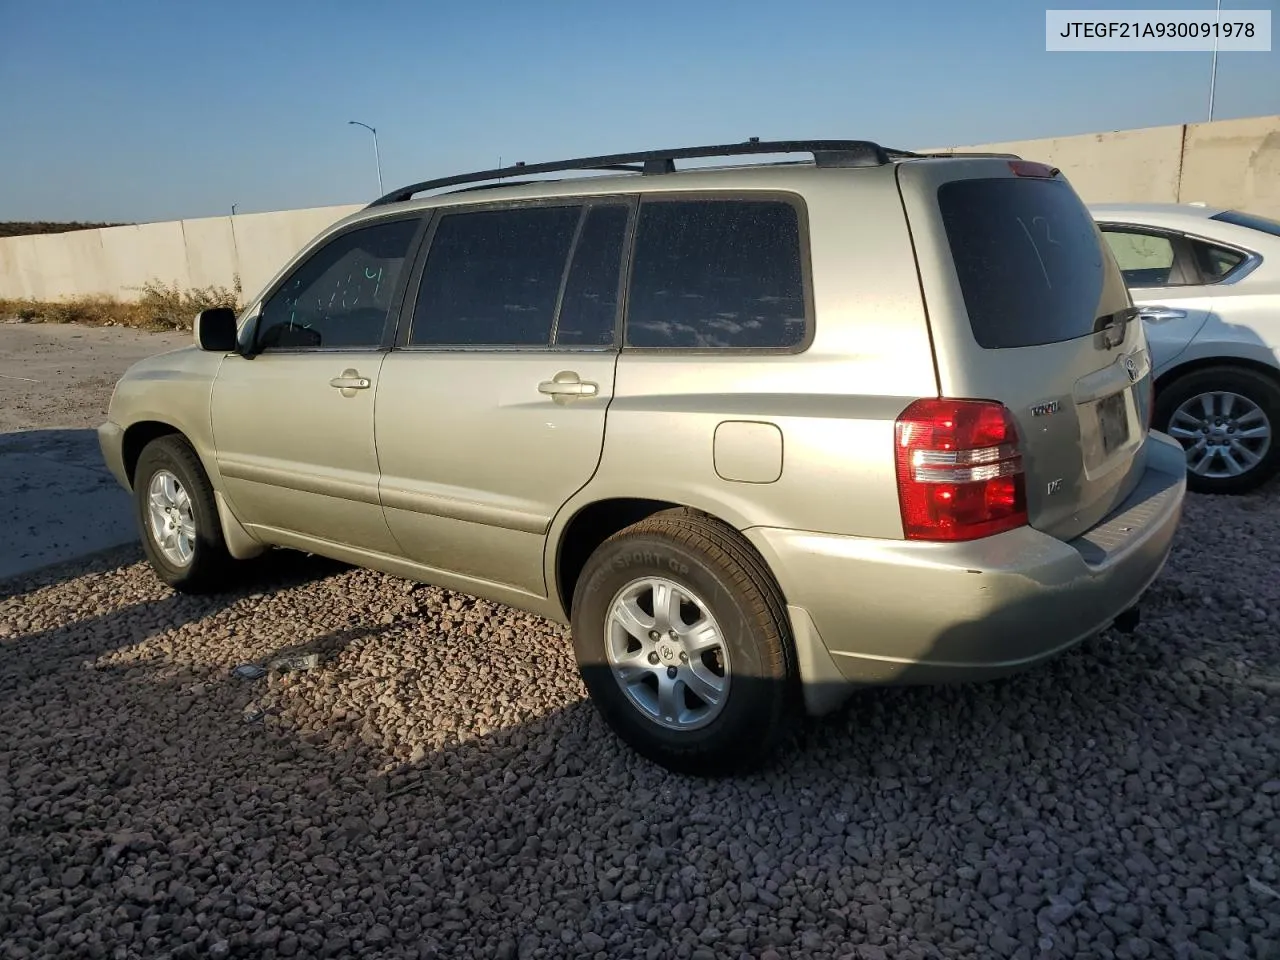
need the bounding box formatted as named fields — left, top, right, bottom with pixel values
left=348, top=120, right=384, bottom=195
left=1208, top=0, right=1222, bottom=121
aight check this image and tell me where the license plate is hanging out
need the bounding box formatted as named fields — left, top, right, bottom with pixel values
left=1097, top=392, right=1130, bottom=455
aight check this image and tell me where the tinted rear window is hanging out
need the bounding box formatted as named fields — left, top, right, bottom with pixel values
left=1210, top=209, right=1280, bottom=239
left=626, top=199, right=807, bottom=350
left=938, top=178, right=1131, bottom=349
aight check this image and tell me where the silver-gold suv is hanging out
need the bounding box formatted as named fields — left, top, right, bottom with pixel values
left=100, top=139, right=1187, bottom=775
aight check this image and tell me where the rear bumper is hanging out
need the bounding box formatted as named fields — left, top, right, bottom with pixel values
left=97, top=420, right=130, bottom=491
left=747, top=431, right=1186, bottom=700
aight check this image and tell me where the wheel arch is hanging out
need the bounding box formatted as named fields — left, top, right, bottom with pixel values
left=1154, top=353, right=1280, bottom=397
left=552, top=497, right=685, bottom=619
left=1151, top=349, right=1280, bottom=495
left=550, top=496, right=777, bottom=621
left=121, top=420, right=184, bottom=487
left=124, top=420, right=264, bottom=561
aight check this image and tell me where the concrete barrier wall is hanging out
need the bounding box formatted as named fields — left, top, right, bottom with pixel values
left=100, top=221, right=190, bottom=300
left=1178, top=114, right=1280, bottom=215
left=0, top=204, right=361, bottom=303
left=229, top=205, right=363, bottom=298
left=920, top=122, right=1188, bottom=205
left=182, top=217, right=239, bottom=292
left=920, top=114, right=1280, bottom=218
left=1, top=115, right=1277, bottom=303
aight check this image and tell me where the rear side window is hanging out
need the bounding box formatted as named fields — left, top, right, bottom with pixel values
left=939, top=178, right=1130, bottom=349
left=625, top=199, right=807, bottom=350
left=1210, top=209, right=1280, bottom=239
left=410, top=205, right=581, bottom=346
left=1190, top=239, right=1246, bottom=281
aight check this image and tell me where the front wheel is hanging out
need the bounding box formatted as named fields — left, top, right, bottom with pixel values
left=570, top=509, right=797, bottom=776
left=133, top=435, right=235, bottom=593
left=1154, top=365, right=1280, bottom=495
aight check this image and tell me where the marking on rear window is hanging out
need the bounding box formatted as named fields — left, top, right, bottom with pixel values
left=1017, top=216, right=1059, bottom=290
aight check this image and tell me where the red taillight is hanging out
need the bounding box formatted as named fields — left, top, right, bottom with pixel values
left=894, top=398, right=1029, bottom=542
left=1008, top=160, right=1059, bottom=179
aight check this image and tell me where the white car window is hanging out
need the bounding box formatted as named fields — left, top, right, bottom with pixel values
left=1189, top=239, right=1246, bottom=281
left=1102, top=230, right=1177, bottom=287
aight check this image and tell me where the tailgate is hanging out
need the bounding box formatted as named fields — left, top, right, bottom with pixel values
left=897, top=160, right=1154, bottom=542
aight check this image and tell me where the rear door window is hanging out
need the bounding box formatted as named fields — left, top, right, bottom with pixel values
left=938, top=178, right=1131, bottom=349
left=555, top=204, right=629, bottom=347
left=409, top=205, right=582, bottom=347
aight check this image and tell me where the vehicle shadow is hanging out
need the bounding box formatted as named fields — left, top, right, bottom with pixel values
left=0, top=543, right=143, bottom=604
left=0, top=548, right=349, bottom=659
left=2, top=491, right=1277, bottom=960
left=0, top=428, right=144, bottom=586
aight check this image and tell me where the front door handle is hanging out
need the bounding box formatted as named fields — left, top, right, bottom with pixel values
left=538, top=371, right=598, bottom=402
left=329, top=368, right=371, bottom=397
left=1138, top=306, right=1188, bottom=323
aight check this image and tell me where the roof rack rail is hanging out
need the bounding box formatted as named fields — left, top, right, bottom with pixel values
left=367, top=138, right=899, bottom=208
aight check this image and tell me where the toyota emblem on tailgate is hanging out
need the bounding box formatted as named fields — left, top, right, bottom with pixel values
left=1123, top=355, right=1139, bottom=382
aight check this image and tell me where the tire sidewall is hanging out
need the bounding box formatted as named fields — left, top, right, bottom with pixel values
left=134, top=440, right=222, bottom=586
left=572, top=530, right=783, bottom=763
left=1155, top=367, right=1280, bottom=494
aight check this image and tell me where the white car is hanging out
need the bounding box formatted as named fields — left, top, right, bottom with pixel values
left=1091, top=202, right=1280, bottom=494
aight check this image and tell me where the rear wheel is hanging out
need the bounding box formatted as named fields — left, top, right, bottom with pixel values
left=133, top=435, right=235, bottom=592
left=570, top=509, right=797, bottom=776
left=1154, top=365, right=1280, bottom=495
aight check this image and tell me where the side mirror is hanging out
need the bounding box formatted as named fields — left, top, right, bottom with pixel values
left=194, top=308, right=239, bottom=353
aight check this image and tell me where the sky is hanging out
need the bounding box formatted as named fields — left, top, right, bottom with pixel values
left=1, top=0, right=1277, bottom=223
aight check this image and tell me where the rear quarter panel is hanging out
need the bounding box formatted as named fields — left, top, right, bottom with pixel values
left=1185, top=283, right=1280, bottom=371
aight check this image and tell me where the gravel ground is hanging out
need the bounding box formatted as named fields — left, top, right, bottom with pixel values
left=0, top=321, right=189, bottom=433
left=2, top=489, right=1279, bottom=960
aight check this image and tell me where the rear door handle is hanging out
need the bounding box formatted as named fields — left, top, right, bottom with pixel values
left=539, top=371, right=598, bottom=401
left=1138, top=306, right=1187, bottom=323
left=329, top=368, right=371, bottom=397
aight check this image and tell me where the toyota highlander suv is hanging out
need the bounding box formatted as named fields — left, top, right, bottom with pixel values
left=99, top=139, right=1187, bottom=775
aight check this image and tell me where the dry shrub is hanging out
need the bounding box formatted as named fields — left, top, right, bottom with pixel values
left=0, top=295, right=141, bottom=327
left=0, top=276, right=241, bottom=331
left=134, top=279, right=241, bottom=328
